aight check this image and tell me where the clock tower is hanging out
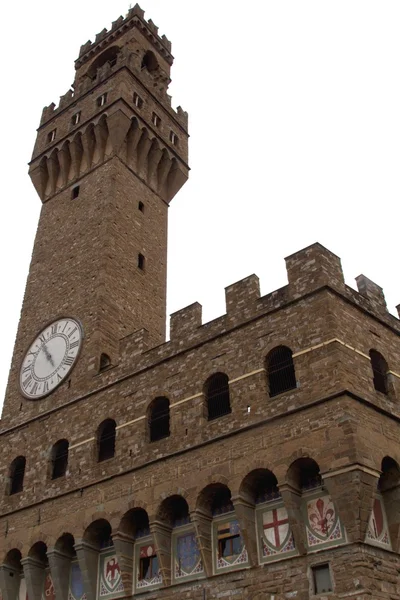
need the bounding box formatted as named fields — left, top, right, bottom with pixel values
left=2, top=4, right=188, bottom=425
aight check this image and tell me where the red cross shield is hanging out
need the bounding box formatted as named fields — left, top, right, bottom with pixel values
left=263, top=507, right=290, bottom=549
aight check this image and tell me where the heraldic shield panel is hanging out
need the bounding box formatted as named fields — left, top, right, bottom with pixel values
left=68, top=561, right=86, bottom=600
left=303, top=491, right=346, bottom=551
left=173, top=529, right=204, bottom=582
left=365, top=494, right=391, bottom=550
left=256, top=502, right=298, bottom=563
left=97, top=550, right=124, bottom=599
left=213, top=517, right=248, bottom=574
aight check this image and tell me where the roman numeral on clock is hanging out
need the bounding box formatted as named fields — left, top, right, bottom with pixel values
left=23, top=375, right=33, bottom=390
left=64, top=356, right=74, bottom=366
left=51, top=324, right=58, bottom=335
left=68, top=327, right=77, bottom=339
left=69, top=340, right=79, bottom=349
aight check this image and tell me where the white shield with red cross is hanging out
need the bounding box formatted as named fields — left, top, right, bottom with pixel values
left=262, top=506, right=290, bottom=549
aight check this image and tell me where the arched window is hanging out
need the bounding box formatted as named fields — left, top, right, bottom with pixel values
left=51, top=439, right=69, bottom=479
left=9, top=456, right=26, bottom=495
left=149, top=397, right=170, bottom=442
left=266, top=346, right=296, bottom=397
left=97, top=419, right=116, bottom=462
left=87, top=46, right=120, bottom=80
left=99, top=353, right=111, bottom=371
left=369, top=350, right=389, bottom=395
left=205, top=373, right=231, bottom=420
left=141, top=51, right=158, bottom=72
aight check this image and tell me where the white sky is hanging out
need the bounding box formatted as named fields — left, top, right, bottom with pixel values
left=1, top=1, right=399, bottom=411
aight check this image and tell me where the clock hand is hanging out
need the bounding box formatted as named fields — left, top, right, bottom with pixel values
left=42, top=343, right=55, bottom=368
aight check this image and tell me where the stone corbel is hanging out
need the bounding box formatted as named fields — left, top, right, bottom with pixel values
left=231, top=495, right=258, bottom=566
left=149, top=519, right=172, bottom=587
left=112, top=531, right=135, bottom=594
left=0, top=564, right=21, bottom=600
left=190, top=508, right=213, bottom=578
left=279, top=483, right=307, bottom=555
left=74, top=540, right=99, bottom=600
left=46, top=548, right=71, bottom=600
left=21, top=557, right=46, bottom=600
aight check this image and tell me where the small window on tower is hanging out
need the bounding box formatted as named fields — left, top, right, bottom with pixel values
left=133, top=92, right=143, bottom=109
left=71, top=112, right=81, bottom=126
left=97, top=93, right=108, bottom=107
left=152, top=113, right=161, bottom=127
left=138, top=253, right=145, bottom=270
left=170, top=131, right=178, bottom=145
left=71, top=186, right=80, bottom=199
left=138, top=201, right=144, bottom=213
left=312, top=564, right=333, bottom=594
left=47, top=129, right=57, bottom=144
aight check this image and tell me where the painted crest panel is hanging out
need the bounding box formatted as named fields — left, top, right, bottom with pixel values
left=135, top=540, right=162, bottom=591
left=42, top=572, right=55, bottom=600
left=256, top=502, right=297, bottom=563
left=365, top=495, right=391, bottom=549
left=173, top=529, right=204, bottom=582
left=68, top=561, right=86, bottom=600
left=303, top=491, right=346, bottom=550
left=98, top=550, right=124, bottom=599
left=213, top=517, right=248, bottom=573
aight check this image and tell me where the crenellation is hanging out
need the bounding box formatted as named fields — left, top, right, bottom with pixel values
left=170, top=303, right=202, bottom=342
left=58, top=89, right=74, bottom=110
left=94, top=28, right=108, bottom=44
left=356, top=274, right=388, bottom=315
left=225, top=274, right=260, bottom=315
left=147, top=19, right=159, bottom=36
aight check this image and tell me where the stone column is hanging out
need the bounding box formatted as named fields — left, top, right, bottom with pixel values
left=0, top=564, right=21, bottom=600
left=74, top=541, right=99, bottom=600
left=279, top=484, right=307, bottom=555
left=149, top=520, right=172, bottom=587
left=47, top=548, right=71, bottom=600
left=323, top=466, right=379, bottom=543
left=112, top=532, right=134, bottom=594
left=190, top=509, right=213, bottom=577
left=232, top=496, right=257, bottom=566
left=21, top=557, right=45, bottom=600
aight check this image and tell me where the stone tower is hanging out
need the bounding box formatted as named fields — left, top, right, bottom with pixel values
left=2, top=4, right=188, bottom=426
left=0, top=6, right=400, bottom=600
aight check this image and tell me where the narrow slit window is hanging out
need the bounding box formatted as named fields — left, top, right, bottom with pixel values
left=133, top=92, right=143, bottom=109
left=97, top=93, right=108, bottom=107
left=9, top=457, right=26, bottom=495
left=47, top=129, right=56, bottom=143
left=138, top=253, right=145, bottom=270
left=71, top=112, right=81, bottom=126
left=71, top=186, right=80, bottom=199
left=138, top=201, right=144, bottom=213
left=170, top=131, right=178, bottom=145
left=152, top=113, right=161, bottom=127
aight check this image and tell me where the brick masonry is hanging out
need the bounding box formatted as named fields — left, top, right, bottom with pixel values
left=0, top=5, right=399, bottom=600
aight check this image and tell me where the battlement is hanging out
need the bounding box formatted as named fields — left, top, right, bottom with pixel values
left=165, top=242, right=398, bottom=347
left=38, top=4, right=187, bottom=130
left=76, top=4, right=172, bottom=67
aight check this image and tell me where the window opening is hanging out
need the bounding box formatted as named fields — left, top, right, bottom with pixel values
left=170, top=131, right=178, bottom=145
left=141, top=51, right=158, bottom=72
left=139, top=554, right=159, bottom=580
left=71, top=112, right=81, bottom=126
left=133, top=92, right=143, bottom=109
left=51, top=440, right=69, bottom=479
left=138, top=201, right=144, bottom=212
left=138, top=253, right=145, bottom=270
left=71, top=186, right=80, bottom=199
left=10, top=457, right=26, bottom=495
left=267, top=346, right=296, bottom=397
left=312, top=564, right=333, bottom=594
left=370, top=349, right=388, bottom=395
left=100, top=353, right=111, bottom=371
left=98, top=420, right=116, bottom=462
left=97, top=93, right=108, bottom=107
left=218, top=532, right=241, bottom=560
left=149, top=397, right=170, bottom=442
left=152, top=113, right=161, bottom=127
left=47, top=129, right=56, bottom=144
left=206, top=373, right=231, bottom=420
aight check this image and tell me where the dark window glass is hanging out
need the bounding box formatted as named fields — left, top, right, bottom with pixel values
left=52, top=440, right=69, bottom=479
left=312, top=564, right=333, bottom=593
left=139, top=555, right=158, bottom=580
left=370, top=350, right=388, bottom=395
left=98, top=420, right=116, bottom=461
left=206, top=373, right=231, bottom=420
left=10, top=457, right=26, bottom=495
left=267, top=346, right=296, bottom=397
left=149, top=397, right=170, bottom=442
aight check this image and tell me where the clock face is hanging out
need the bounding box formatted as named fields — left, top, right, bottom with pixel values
left=19, top=318, right=83, bottom=399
